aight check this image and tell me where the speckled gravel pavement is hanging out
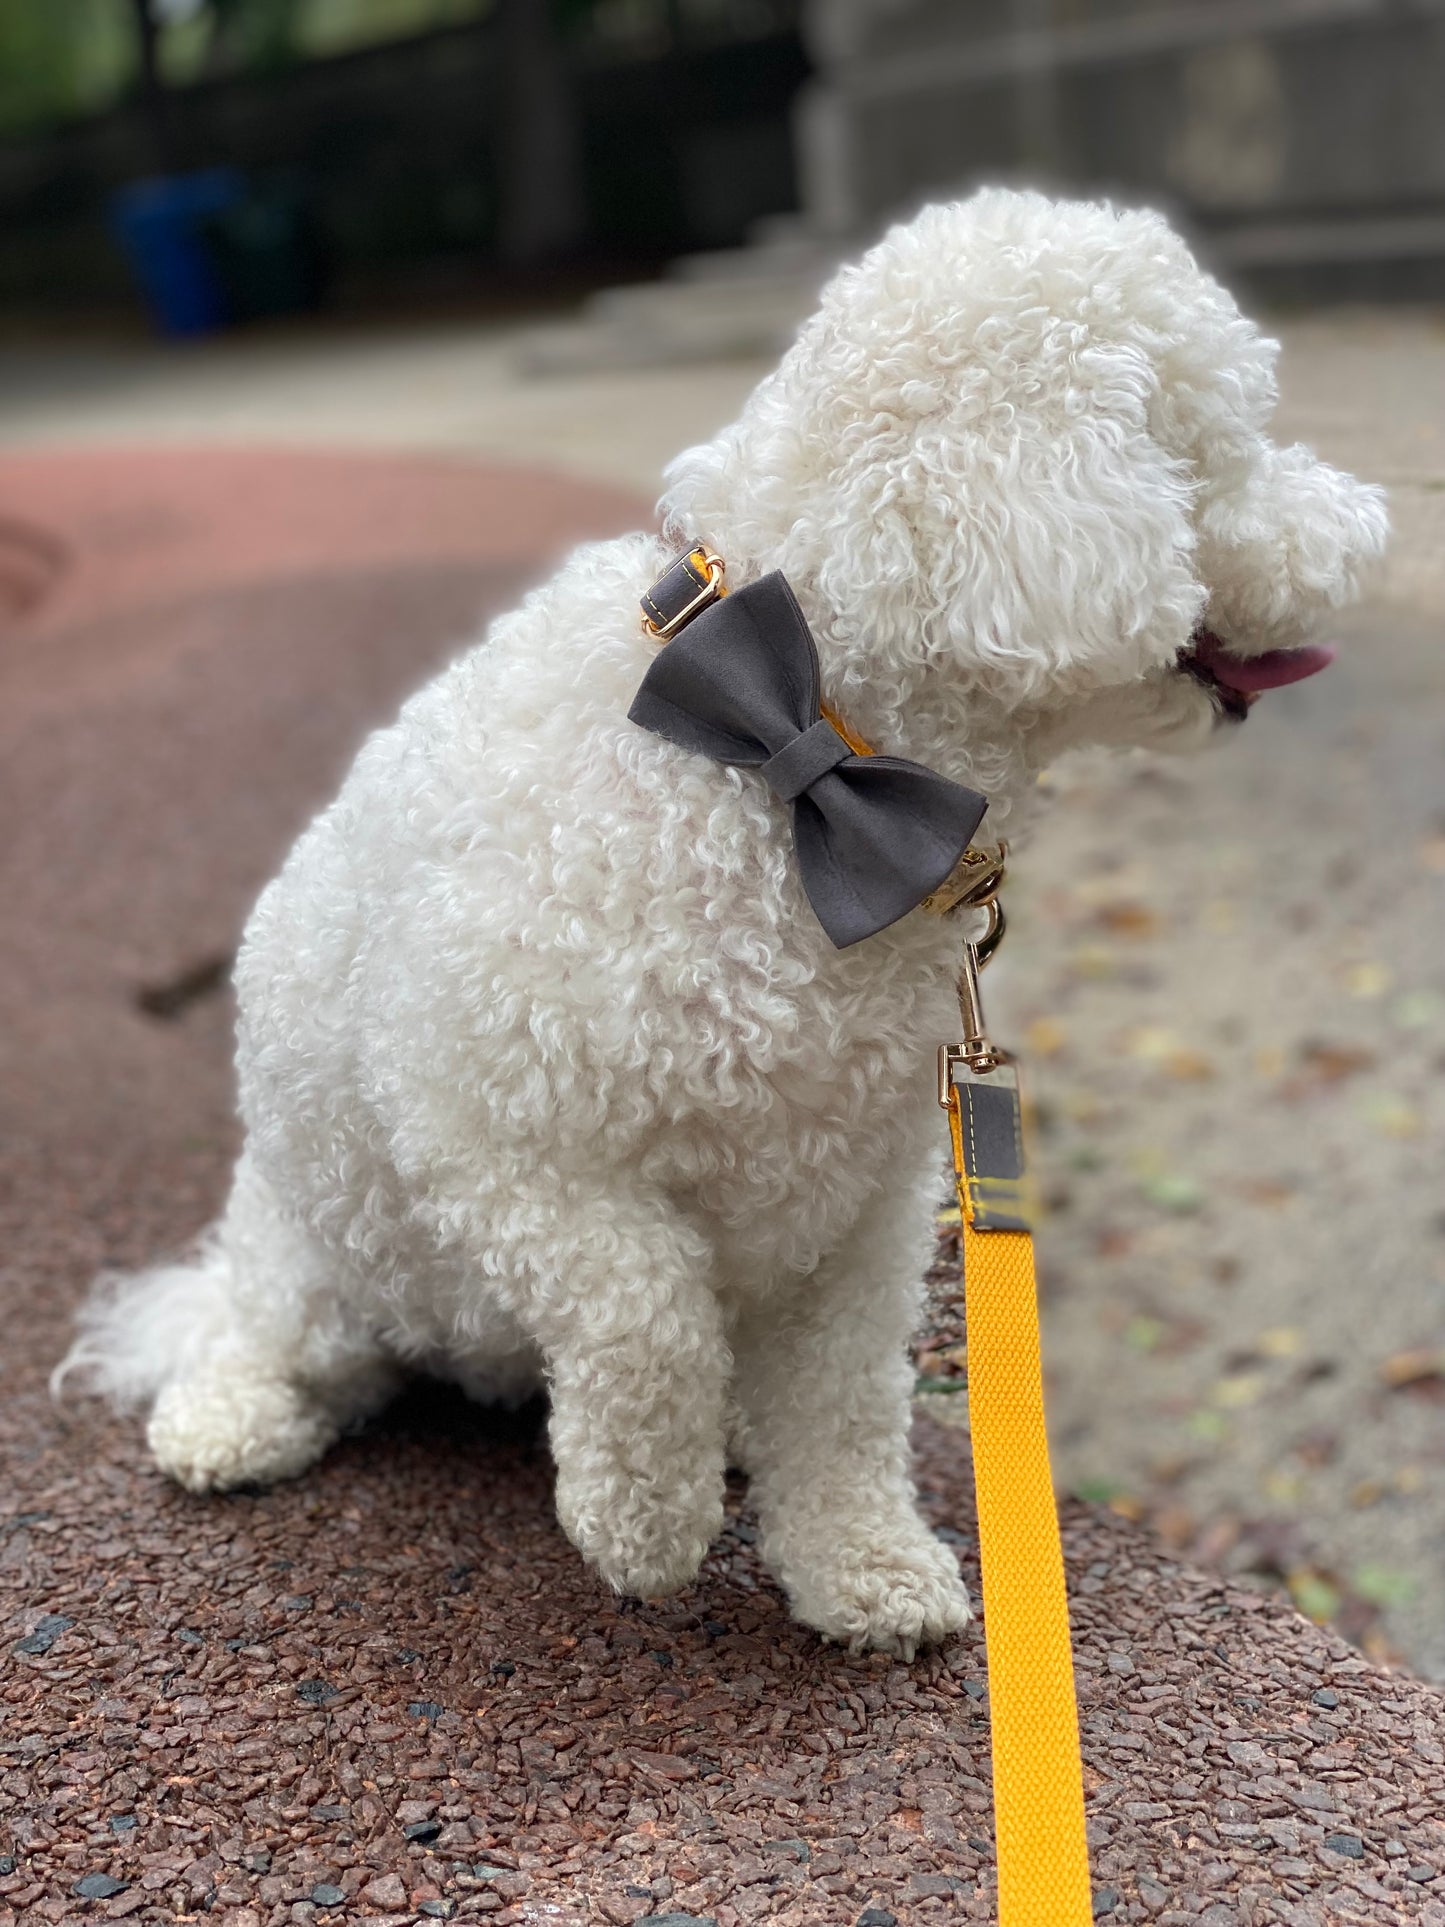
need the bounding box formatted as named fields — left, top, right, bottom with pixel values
left=4, top=447, right=1445, bottom=1927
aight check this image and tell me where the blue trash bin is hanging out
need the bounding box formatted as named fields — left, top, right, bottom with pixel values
left=110, top=170, right=247, bottom=338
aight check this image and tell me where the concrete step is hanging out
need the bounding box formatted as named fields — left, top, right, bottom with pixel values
left=514, top=240, right=837, bottom=375
left=665, top=233, right=842, bottom=286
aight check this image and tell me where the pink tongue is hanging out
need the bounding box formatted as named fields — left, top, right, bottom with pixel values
left=1192, top=632, right=1337, bottom=693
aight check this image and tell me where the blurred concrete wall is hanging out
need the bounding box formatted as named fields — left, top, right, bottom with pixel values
left=798, top=0, right=1445, bottom=296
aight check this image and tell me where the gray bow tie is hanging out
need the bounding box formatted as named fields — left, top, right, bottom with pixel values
left=628, top=571, right=989, bottom=947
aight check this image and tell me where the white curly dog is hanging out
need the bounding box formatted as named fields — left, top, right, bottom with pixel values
left=61, top=190, right=1387, bottom=1657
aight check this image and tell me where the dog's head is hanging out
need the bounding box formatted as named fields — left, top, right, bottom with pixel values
left=661, top=189, right=1387, bottom=782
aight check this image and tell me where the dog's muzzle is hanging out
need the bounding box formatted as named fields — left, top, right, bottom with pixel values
left=1177, top=627, right=1337, bottom=723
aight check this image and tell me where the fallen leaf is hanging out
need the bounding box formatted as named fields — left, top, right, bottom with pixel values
left=1148, top=1454, right=1195, bottom=1486
left=1107, top=1493, right=1146, bottom=1522
left=1257, top=1326, right=1302, bottom=1358
left=1097, top=902, right=1163, bottom=939
left=1392, top=991, right=1445, bottom=1031
left=1095, top=1228, right=1135, bottom=1258
left=1304, top=1041, right=1375, bottom=1080
left=1394, top=1464, right=1425, bottom=1494
left=1140, top=1172, right=1205, bottom=1214
left=1125, top=1025, right=1179, bottom=1062
left=1351, top=1564, right=1417, bottom=1609
left=1214, top=1373, right=1265, bottom=1409
left=1263, top=1470, right=1304, bottom=1505
left=1296, top=1358, right=1339, bottom=1385
left=1345, top=962, right=1393, bottom=1000
left=1126, top=1028, right=1214, bottom=1080
left=1124, top=1315, right=1165, bottom=1354
left=1288, top=1571, right=1342, bottom=1623
left=1164, top=1048, right=1215, bottom=1081
left=1187, top=1409, right=1228, bottom=1443
left=1380, top=1348, right=1445, bottom=1390
left=1025, top=1015, right=1068, bottom=1056
left=1361, top=1092, right=1423, bottom=1138
left=1349, top=1480, right=1385, bottom=1510
left=1239, top=1176, right=1297, bottom=1208
left=1074, top=1478, right=1125, bottom=1505
left=1278, top=1041, right=1376, bottom=1099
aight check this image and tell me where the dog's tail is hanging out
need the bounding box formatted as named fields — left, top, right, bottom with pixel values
left=52, top=1232, right=237, bottom=1411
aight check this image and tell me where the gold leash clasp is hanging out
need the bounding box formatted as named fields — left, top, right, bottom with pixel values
left=937, top=843, right=1009, bottom=1107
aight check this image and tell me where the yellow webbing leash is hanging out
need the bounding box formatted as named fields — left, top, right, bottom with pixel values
left=939, top=874, right=1093, bottom=1927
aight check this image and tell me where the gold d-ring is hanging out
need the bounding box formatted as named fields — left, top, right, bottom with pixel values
left=921, top=840, right=1007, bottom=920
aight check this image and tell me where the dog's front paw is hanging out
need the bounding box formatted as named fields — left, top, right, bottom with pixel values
left=555, top=1472, right=723, bottom=1600
left=785, top=1526, right=972, bottom=1659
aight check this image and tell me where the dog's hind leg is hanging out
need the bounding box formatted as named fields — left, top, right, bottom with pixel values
left=58, top=1155, right=399, bottom=1493
left=447, top=1334, right=546, bottom=1410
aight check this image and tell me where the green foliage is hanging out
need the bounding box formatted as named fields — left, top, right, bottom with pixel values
left=0, top=0, right=502, bottom=135
left=0, top=0, right=712, bottom=139
left=162, top=0, right=495, bottom=81
left=0, top=0, right=135, bottom=133
left=290, top=0, right=492, bottom=65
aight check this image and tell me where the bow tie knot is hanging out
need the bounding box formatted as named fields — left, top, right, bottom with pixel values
left=629, top=568, right=989, bottom=947
left=760, top=716, right=852, bottom=803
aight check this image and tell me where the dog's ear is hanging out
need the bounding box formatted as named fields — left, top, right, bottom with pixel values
left=1196, top=443, right=1389, bottom=650
left=824, top=334, right=1208, bottom=706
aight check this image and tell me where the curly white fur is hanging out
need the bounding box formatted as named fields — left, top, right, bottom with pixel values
left=58, top=191, right=1387, bottom=1657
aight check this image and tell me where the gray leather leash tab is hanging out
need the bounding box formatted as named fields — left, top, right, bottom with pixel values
left=952, top=1063, right=1034, bottom=1234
